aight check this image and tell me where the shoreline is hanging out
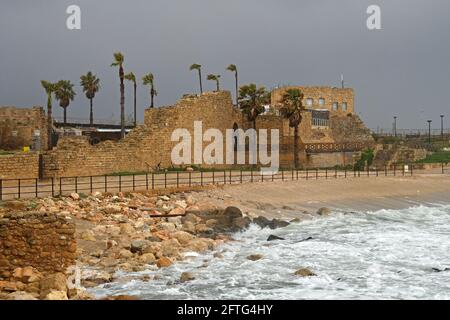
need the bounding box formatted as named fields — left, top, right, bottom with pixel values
left=192, top=174, right=450, bottom=218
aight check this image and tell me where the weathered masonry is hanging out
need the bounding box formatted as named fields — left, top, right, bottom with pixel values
left=1, top=87, right=374, bottom=178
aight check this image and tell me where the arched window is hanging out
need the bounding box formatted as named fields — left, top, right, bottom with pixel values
left=332, top=102, right=338, bottom=111
left=342, top=102, right=347, bottom=112
left=319, top=98, right=325, bottom=106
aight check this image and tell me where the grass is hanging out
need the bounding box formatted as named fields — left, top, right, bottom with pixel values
left=0, top=150, right=14, bottom=156
left=416, top=151, right=450, bottom=164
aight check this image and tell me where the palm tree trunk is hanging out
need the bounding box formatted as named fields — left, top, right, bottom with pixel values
left=119, top=65, right=125, bottom=139
left=63, top=107, right=67, bottom=126
left=294, top=124, right=299, bottom=169
left=134, top=83, right=137, bottom=127
left=89, top=98, right=93, bottom=126
left=198, top=69, right=203, bottom=94
left=216, top=80, right=220, bottom=92
left=47, top=95, right=52, bottom=150
left=235, top=71, right=238, bottom=107
left=150, top=86, right=154, bottom=108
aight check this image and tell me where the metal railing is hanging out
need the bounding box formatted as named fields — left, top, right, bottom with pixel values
left=1, top=163, right=449, bottom=201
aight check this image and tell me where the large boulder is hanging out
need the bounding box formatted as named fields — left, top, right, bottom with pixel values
left=130, top=240, right=150, bottom=254
left=294, top=268, right=316, bottom=277
left=44, top=290, right=68, bottom=300
left=268, top=219, right=290, bottom=229
left=39, top=273, right=67, bottom=299
left=253, top=216, right=271, bottom=228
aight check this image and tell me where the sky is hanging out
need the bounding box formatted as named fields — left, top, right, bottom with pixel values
left=1, top=0, right=449, bottom=130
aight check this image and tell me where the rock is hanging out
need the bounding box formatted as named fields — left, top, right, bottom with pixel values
left=182, top=221, right=196, bottom=233
left=8, top=291, right=38, bottom=300
left=142, top=242, right=162, bottom=256
left=269, top=219, right=290, bottom=229
left=138, top=253, right=156, bottom=264
left=317, top=207, right=331, bottom=216
left=39, top=273, right=67, bottom=299
left=224, top=206, right=243, bottom=219
left=70, top=193, right=80, bottom=200
left=120, top=223, right=135, bottom=235
left=156, top=257, right=173, bottom=268
left=232, top=217, right=251, bottom=231
left=195, top=223, right=213, bottom=234
left=185, top=167, right=194, bottom=172
left=180, top=272, right=195, bottom=283
left=159, top=195, right=170, bottom=201
left=213, top=252, right=224, bottom=259
left=267, top=235, right=285, bottom=241
left=4, top=200, right=26, bottom=210
left=119, top=249, right=134, bottom=259
left=158, top=222, right=176, bottom=232
left=294, top=268, right=316, bottom=277
left=253, top=216, right=271, bottom=228
left=247, top=254, right=263, bottom=261
left=185, top=195, right=196, bottom=206
left=186, top=238, right=211, bottom=253
left=68, top=288, right=94, bottom=300
left=160, top=239, right=181, bottom=257
left=174, top=200, right=188, bottom=209
left=80, top=230, right=96, bottom=241
left=290, top=218, right=301, bottom=223
left=45, top=290, right=68, bottom=300
left=12, top=266, right=42, bottom=283
left=0, top=280, right=18, bottom=292
left=82, top=271, right=112, bottom=286
left=171, top=231, right=194, bottom=245
left=103, top=204, right=122, bottom=214
left=169, top=207, right=185, bottom=216
left=130, top=240, right=150, bottom=254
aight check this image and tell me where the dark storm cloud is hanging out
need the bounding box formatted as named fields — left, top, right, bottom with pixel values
left=1, top=0, right=449, bottom=129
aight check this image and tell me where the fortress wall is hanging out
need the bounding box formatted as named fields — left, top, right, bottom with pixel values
left=0, top=152, right=40, bottom=179
left=271, top=87, right=354, bottom=114
left=42, top=92, right=246, bottom=178
left=0, top=106, right=48, bottom=151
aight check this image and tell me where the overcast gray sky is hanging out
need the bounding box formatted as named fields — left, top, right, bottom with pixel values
left=1, top=0, right=449, bottom=130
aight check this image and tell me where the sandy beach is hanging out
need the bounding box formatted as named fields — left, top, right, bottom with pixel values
left=194, top=173, right=450, bottom=218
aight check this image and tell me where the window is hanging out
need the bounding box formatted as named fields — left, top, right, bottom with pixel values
left=332, top=102, right=338, bottom=111
left=342, top=102, right=348, bottom=111
left=319, top=98, right=325, bottom=106
left=306, top=98, right=313, bottom=107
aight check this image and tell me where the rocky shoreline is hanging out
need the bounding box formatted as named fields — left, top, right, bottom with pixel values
left=0, top=188, right=328, bottom=300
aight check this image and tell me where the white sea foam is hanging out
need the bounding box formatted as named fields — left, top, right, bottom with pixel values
left=89, top=204, right=450, bottom=300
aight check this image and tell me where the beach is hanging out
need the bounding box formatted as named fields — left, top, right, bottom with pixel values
left=193, top=173, right=450, bottom=217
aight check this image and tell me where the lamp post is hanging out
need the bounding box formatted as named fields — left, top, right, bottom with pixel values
left=441, top=115, right=444, bottom=138
left=427, top=120, right=432, bottom=144
left=393, top=116, right=397, bottom=137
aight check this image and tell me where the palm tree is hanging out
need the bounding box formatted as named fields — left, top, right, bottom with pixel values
left=111, top=52, right=126, bottom=139
left=207, top=74, right=221, bottom=91
left=238, top=84, right=267, bottom=130
left=80, top=72, right=100, bottom=126
left=226, top=64, right=238, bottom=106
left=41, top=80, right=56, bottom=150
left=124, top=72, right=137, bottom=126
left=189, top=64, right=203, bottom=94
left=142, top=73, right=157, bottom=108
left=54, top=80, right=76, bottom=126
left=279, top=88, right=305, bottom=169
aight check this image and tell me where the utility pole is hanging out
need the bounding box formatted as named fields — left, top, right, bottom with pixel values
left=427, top=120, right=432, bottom=144
left=393, top=116, right=397, bottom=137
left=441, top=115, right=444, bottom=139
left=340, top=74, right=344, bottom=89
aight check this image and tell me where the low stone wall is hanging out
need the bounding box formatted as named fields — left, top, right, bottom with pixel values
left=0, top=212, right=76, bottom=279
left=0, top=152, right=39, bottom=179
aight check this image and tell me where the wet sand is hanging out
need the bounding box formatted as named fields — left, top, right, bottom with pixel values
left=195, top=174, right=450, bottom=218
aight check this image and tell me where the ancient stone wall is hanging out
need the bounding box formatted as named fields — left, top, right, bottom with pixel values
left=42, top=92, right=246, bottom=178
left=0, top=152, right=40, bottom=179
left=0, top=212, right=76, bottom=278
left=0, top=106, right=48, bottom=151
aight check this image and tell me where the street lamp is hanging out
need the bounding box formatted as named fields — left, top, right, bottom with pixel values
left=393, top=116, right=397, bottom=137
left=427, top=120, right=432, bottom=144
left=441, top=115, right=444, bottom=138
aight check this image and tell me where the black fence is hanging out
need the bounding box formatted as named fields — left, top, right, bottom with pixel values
left=0, top=163, right=449, bottom=201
